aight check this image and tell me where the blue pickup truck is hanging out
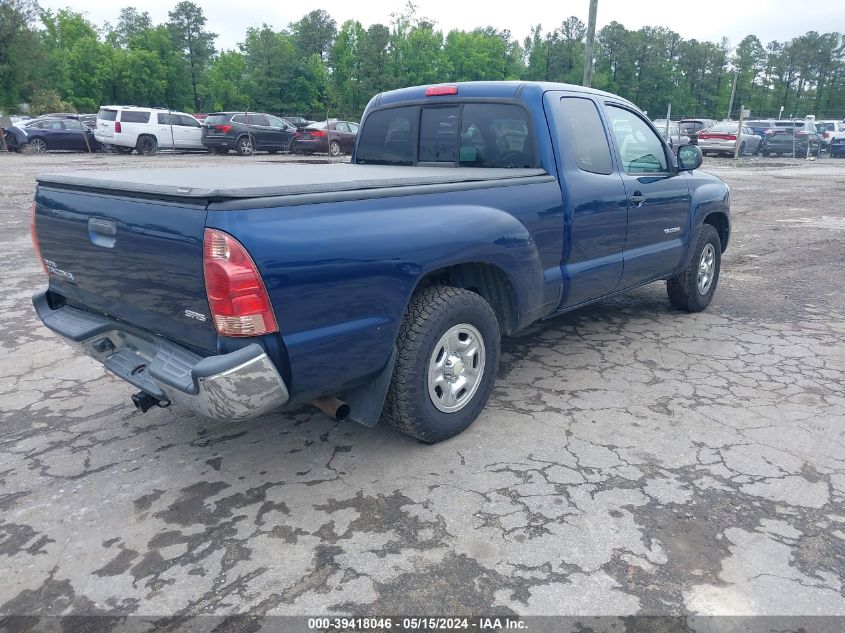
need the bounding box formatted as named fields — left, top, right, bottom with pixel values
left=31, top=82, right=730, bottom=443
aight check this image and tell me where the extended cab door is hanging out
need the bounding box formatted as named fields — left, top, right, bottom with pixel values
left=603, top=104, right=691, bottom=287
left=545, top=93, right=628, bottom=308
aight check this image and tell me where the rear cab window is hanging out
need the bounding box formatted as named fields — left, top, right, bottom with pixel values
left=356, top=103, right=535, bottom=168
left=558, top=97, right=613, bottom=175
left=98, top=109, right=117, bottom=121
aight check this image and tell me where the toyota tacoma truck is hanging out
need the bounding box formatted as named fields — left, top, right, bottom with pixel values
left=31, top=82, right=730, bottom=443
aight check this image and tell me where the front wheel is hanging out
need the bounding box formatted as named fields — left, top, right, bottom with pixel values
left=667, top=224, right=721, bottom=313
left=383, top=286, right=500, bottom=443
left=27, top=138, right=47, bottom=154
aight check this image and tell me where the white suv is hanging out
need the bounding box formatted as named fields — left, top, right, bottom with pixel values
left=95, top=106, right=204, bottom=154
left=816, top=120, right=845, bottom=149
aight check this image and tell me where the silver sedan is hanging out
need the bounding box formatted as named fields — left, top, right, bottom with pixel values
left=698, top=122, right=762, bottom=156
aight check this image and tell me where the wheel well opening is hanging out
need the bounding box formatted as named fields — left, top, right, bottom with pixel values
left=416, top=263, right=518, bottom=335
left=704, top=213, right=729, bottom=252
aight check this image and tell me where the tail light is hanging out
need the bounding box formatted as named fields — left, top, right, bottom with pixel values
left=426, top=85, right=458, bottom=96
left=30, top=202, right=47, bottom=275
left=203, top=228, right=278, bottom=337
left=214, top=124, right=233, bottom=133
left=115, top=121, right=122, bottom=133
left=795, top=130, right=809, bottom=136
left=310, top=129, right=326, bottom=138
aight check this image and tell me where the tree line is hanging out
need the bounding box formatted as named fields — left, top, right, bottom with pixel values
left=1, top=0, right=843, bottom=121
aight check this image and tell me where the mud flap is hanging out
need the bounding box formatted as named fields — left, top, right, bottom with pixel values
left=341, top=347, right=397, bottom=427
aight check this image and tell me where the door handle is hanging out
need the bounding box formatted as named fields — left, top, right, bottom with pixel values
left=628, top=192, right=647, bottom=207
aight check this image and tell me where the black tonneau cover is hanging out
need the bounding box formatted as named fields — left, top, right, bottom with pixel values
left=37, top=163, right=548, bottom=201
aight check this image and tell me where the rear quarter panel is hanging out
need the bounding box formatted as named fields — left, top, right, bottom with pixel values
left=206, top=181, right=564, bottom=399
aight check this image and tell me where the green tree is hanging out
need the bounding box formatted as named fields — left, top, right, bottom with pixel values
left=167, top=1, right=216, bottom=110
left=206, top=50, right=247, bottom=110
left=0, top=0, right=45, bottom=110
left=291, top=9, right=336, bottom=61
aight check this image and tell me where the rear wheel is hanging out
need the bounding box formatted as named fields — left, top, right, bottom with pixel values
left=667, top=224, right=721, bottom=313
left=210, top=146, right=229, bottom=155
left=738, top=143, right=746, bottom=156
left=27, top=137, right=47, bottom=154
left=135, top=135, right=157, bottom=155
left=268, top=149, right=278, bottom=155
left=383, top=287, right=500, bottom=443
left=329, top=140, right=341, bottom=157
left=236, top=135, right=254, bottom=156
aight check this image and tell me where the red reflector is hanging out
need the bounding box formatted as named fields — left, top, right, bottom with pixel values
left=115, top=121, right=121, bottom=133
left=30, top=202, right=47, bottom=275
left=214, top=124, right=233, bottom=133
left=203, top=229, right=278, bottom=337
left=426, top=85, right=458, bottom=96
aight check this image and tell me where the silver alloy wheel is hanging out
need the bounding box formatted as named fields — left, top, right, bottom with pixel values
left=427, top=323, right=486, bottom=413
left=29, top=138, right=46, bottom=154
left=330, top=140, right=341, bottom=156
left=239, top=137, right=253, bottom=155
left=697, top=243, right=716, bottom=295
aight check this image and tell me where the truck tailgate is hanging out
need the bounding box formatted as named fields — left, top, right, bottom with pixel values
left=34, top=186, right=217, bottom=353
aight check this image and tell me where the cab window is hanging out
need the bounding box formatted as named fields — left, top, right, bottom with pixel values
left=605, top=105, right=668, bottom=174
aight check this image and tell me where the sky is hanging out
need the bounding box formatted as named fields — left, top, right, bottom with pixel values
left=40, top=0, right=844, bottom=51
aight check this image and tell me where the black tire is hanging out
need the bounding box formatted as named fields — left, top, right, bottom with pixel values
left=329, top=140, right=341, bottom=156
left=289, top=140, right=298, bottom=154
left=667, top=224, right=721, bottom=313
left=236, top=135, right=254, bottom=156
left=762, top=150, right=770, bottom=157
left=268, top=149, right=278, bottom=155
left=135, top=135, right=157, bottom=155
left=739, top=142, right=746, bottom=156
left=383, top=286, right=501, bottom=443
left=210, top=146, right=229, bottom=155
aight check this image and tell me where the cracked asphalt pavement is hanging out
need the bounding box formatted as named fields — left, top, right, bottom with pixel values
left=0, top=152, right=843, bottom=625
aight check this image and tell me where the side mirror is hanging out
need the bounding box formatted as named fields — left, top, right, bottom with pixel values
left=677, top=144, right=703, bottom=171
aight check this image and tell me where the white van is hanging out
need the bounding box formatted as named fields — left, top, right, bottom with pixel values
left=95, top=106, right=204, bottom=154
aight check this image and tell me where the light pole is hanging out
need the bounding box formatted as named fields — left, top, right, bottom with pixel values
left=583, top=0, right=599, bottom=87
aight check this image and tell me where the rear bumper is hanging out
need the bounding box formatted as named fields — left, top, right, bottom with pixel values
left=292, top=138, right=328, bottom=152
left=202, top=137, right=235, bottom=149
left=33, top=288, right=289, bottom=421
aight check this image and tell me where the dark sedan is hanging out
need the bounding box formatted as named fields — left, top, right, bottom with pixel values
left=3, top=118, right=101, bottom=153
left=290, top=120, right=359, bottom=156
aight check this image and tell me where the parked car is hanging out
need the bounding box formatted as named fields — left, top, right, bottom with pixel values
left=291, top=120, right=359, bottom=156
left=3, top=117, right=101, bottom=153
left=830, top=136, right=845, bottom=158
left=95, top=106, right=204, bottom=155
left=31, top=81, right=730, bottom=443
left=815, top=120, right=845, bottom=149
left=761, top=120, right=821, bottom=157
left=698, top=122, right=761, bottom=156
left=679, top=118, right=718, bottom=145
left=652, top=120, right=691, bottom=147
left=282, top=116, right=313, bottom=129
left=201, top=112, right=298, bottom=156
left=744, top=119, right=776, bottom=145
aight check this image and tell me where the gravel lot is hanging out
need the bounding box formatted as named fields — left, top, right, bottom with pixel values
left=1, top=151, right=843, bottom=626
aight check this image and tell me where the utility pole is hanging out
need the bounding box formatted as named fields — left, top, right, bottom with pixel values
left=726, top=70, right=738, bottom=121
left=734, top=104, right=747, bottom=159
left=582, top=0, right=599, bottom=87
left=665, top=103, right=672, bottom=147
